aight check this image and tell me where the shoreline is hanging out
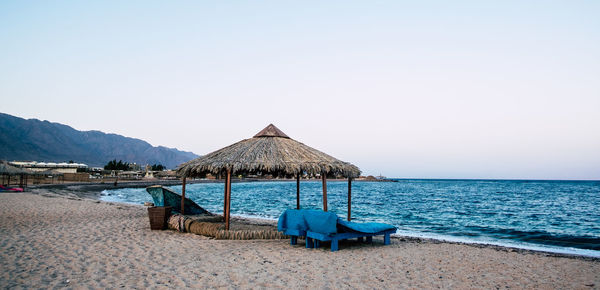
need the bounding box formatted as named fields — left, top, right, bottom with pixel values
left=27, top=182, right=600, bottom=261
left=1, top=190, right=598, bottom=288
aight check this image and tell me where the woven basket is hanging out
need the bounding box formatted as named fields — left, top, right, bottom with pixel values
left=148, top=206, right=172, bottom=230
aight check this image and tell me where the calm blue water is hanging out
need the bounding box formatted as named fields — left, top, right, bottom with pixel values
left=101, top=179, right=600, bottom=257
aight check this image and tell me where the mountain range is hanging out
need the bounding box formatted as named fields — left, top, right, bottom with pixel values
left=0, top=112, right=198, bottom=169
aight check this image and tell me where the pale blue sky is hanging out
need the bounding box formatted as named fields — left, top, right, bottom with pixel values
left=1, top=1, right=599, bottom=179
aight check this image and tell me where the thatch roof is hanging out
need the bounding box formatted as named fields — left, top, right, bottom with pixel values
left=177, top=124, right=361, bottom=178
left=0, top=161, right=31, bottom=175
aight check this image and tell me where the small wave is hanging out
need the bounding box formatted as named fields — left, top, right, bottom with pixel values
left=392, top=230, right=600, bottom=258
left=230, top=212, right=600, bottom=258
left=102, top=180, right=600, bottom=258
left=463, top=226, right=600, bottom=250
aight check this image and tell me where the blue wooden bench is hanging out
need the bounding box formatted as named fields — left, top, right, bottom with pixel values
left=305, top=228, right=395, bottom=251
left=278, top=209, right=397, bottom=252
left=285, top=229, right=306, bottom=245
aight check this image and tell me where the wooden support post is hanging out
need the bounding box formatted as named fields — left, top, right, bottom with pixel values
left=181, top=177, right=186, bottom=215
left=296, top=174, right=300, bottom=209
left=322, top=173, right=328, bottom=212
left=223, top=171, right=228, bottom=218
left=348, top=177, right=352, bottom=221
left=225, top=169, right=232, bottom=231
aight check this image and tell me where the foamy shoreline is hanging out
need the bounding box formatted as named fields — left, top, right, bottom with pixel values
left=178, top=212, right=600, bottom=260
left=94, top=182, right=600, bottom=259
left=1, top=190, right=599, bottom=288
left=38, top=181, right=600, bottom=260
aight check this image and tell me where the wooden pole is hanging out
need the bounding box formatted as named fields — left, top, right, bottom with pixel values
left=225, top=169, right=232, bottom=230
left=223, top=171, right=228, bottom=220
left=322, top=173, right=328, bottom=211
left=181, top=176, right=186, bottom=215
left=347, top=178, right=352, bottom=221
left=296, top=174, right=300, bottom=209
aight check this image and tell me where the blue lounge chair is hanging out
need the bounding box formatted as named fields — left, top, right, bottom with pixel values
left=277, top=209, right=397, bottom=252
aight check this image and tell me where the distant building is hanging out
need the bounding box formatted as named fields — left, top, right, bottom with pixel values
left=154, top=170, right=177, bottom=179
left=129, top=163, right=141, bottom=171
left=118, top=171, right=143, bottom=179
left=9, top=161, right=88, bottom=174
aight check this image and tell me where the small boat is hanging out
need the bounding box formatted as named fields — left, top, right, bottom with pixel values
left=146, top=185, right=212, bottom=215
left=0, top=185, right=23, bottom=192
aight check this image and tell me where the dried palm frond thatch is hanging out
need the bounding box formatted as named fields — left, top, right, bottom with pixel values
left=177, top=124, right=360, bottom=178
left=0, top=161, right=32, bottom=175
left=167, top=214, right=286, bottom=240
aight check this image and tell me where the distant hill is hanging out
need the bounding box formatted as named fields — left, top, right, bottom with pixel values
left=0, top=112, right=199, bottom=169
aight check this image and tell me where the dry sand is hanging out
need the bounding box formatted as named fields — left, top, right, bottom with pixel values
left=1, top=192, right=599, bottom=289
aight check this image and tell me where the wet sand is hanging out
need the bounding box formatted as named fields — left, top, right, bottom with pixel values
left=1, top=191, right=599, bottom=288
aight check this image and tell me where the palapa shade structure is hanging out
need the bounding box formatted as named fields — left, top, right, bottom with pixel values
left=0, top=161, right=31, bottom=189
left=176, top=124, right=361, bottom=230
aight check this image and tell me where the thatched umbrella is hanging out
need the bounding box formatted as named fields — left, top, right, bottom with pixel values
left=0, top=161, right=32, bottom=188
left=177, top=124, right=361, bottom=230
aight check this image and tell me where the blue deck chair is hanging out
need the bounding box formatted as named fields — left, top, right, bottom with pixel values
left=278, top=209, right=397, bottom=252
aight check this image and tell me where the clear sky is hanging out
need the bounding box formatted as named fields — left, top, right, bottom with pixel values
left=1, top=1, right=599, bottom=179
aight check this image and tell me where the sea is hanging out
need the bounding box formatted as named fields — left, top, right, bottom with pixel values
left=101, top=179, right=600, bottom=257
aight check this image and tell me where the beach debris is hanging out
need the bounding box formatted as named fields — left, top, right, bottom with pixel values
left=144, top=202, right=154, bottom=207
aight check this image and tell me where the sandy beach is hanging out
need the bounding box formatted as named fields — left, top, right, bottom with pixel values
left=1, top=191, right=598, bottom=289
